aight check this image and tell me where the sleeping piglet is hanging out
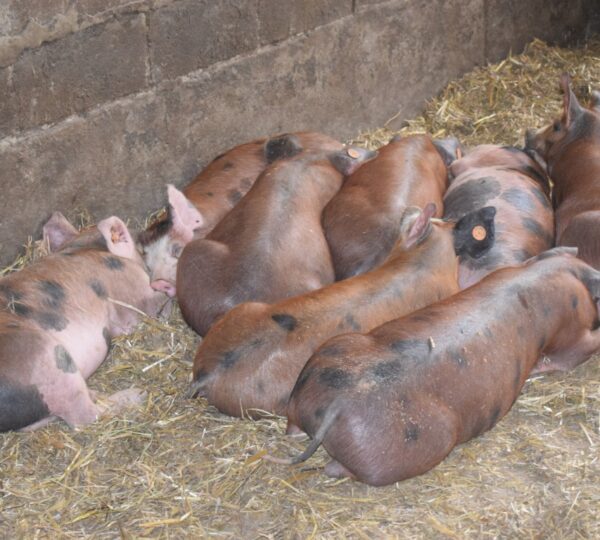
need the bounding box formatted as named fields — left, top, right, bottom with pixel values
left=271, top=247, right=600, bottom=486
left=0, top=213, right=167, bottom=431
left=189, top=203, right=495, bottom=417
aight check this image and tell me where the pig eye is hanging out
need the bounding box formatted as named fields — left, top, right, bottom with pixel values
left=171, top=244, right=183, bottom=258
left=553, top=121, right=562, bottom=132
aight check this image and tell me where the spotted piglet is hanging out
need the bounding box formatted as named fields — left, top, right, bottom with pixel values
left=273, top=247, right=600, bottom=486
left=0, top=213, right=167, bottom=432
left=445, top=144, right=554, bottom=288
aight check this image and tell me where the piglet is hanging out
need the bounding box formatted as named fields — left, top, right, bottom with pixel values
left=189, top=203, right=495, bottom=417
left=321, top=134, right=459, bottom=279
left=525, top=73, right=600, bottom=268
left=140, top=132, right=343, bottom=297
left=177, top=146, right=376, bottom=336
left=445, top=144, right=554, bottom=288
left=0, top=213, right=166, bottom=431
left=270, top=247, right=600, bottom=486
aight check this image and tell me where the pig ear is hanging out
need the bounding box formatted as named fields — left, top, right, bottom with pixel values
left=42, top=212, right=79, bottom=252
left=97, top=216, right=138, bottom=260
left=167, top=185, right=204, bottom=243
left=264, top=133, right=303, bottom=163
left=453, top=206, right=496, bottom=259
left=329, top=147, right=377, bottom=176
left=590, top=90, right=600, bottom=112
left=560, top=73, right=583, bottom=127
left=402, top=203, right=437, bottom=249
left=432, top=137, right=463, bottom=167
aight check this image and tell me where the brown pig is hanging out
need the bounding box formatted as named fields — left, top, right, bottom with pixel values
left=140, top=132, right=343, bottom=297
left=177, top=146, right=376, bottom=336
left=271, top=247, right=600, bottom=486
left=0, top=213, right=167, bottom=432
left=444, top=144, right=554, bottom=288
left=525, top=73, right=600, bottom=268
left=188, top=203, right=496, bottom=417
left=321, top=134, right=459, bottom=280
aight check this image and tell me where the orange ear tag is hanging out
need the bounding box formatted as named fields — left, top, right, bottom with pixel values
left=472, top=225, right=487, bottom=241
left=347, top=148, right=360, bottom=158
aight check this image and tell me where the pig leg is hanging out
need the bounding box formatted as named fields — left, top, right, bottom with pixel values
left=533, top=327, right=600, bottom=373
left=324, top=459, right=357, bottom=480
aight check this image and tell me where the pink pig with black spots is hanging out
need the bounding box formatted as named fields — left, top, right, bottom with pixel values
left=0, top=212, right=167, bottom=431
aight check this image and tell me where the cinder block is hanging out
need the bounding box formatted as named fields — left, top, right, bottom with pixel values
left=0, top=14, right=148, bottom=137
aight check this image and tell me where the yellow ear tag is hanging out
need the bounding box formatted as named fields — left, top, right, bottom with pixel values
left=347, top=148, right=360, bottom=159
left=472, top=225, right=487, bottom=241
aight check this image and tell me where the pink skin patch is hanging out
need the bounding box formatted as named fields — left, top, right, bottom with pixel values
left=151, top=279, right=177, bottom=298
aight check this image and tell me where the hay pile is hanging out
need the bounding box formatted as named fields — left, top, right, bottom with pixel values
left=1, top=39, right=599, bottom=538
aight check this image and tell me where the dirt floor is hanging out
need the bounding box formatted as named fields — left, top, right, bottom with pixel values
left=1, top=39, right=599, bottom=538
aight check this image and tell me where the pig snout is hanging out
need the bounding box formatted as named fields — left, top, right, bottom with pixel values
left=151, top=278, right=177, bottom=298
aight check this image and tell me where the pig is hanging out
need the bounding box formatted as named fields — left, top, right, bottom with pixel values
left=140, top=132, right=343, bottom=297
left=177, top=146, right=376, bottom=336
left=0, top=212, right=167, bottom=432
left=444, top=144, right=554, bottom=288
left=321, top=134, right=460, bottom=280
left=268, top=247, right=600, bottom=486
left=188, top=203, right=496, bottom=417
left=525, top=73, right=600, bottom=269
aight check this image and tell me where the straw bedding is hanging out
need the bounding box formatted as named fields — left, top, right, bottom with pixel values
left=1, top=39, right=599, bottom=538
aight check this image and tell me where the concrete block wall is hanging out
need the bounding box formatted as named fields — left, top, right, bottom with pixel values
left=0, top=0, right=594, bottom=265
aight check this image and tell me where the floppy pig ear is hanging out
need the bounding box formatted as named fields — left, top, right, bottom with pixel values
left=453, top=206, right=496, bottom=259
left=403, top=203, right=437, bottom=249
left=560, top=73, right=582, bottom=127
left=167, top=185, right=204, bottom=243
left=42, top=212, right=79, bottom=252
left=432, top=137, right=463, bottom=167
left=97, top=216, right=138, bottom=260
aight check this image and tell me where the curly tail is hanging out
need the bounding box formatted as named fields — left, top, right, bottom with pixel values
left=263, top=404, right=340, bottom=466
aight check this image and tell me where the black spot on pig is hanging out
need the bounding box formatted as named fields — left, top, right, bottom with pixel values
left=370, top=360, right=404, bottom=380
left=38, top=280, right=65, bottom=310
left=240, top=177, right=253, bottom=190
left=35, top=311, right=68, bottom=331
left=522, top=218, right=553, bottom=246
left=272, top=313, right=297, bottom=332
left=103, top=327, right=112, bottom=350
left=404, top=422, right=420, bottom=442
left=221, top=349, right=242, bottom=369
left=11, top=301, right=32, bottom=318
left=389, top=339, right=430, bottom=360
left=500, top=187, right=535, bottom=213
left=592, top=319, right=600, bottom=331
left=227, top=189, right=243, bottom=205
left=453, top=206, right=496, bottom=260
left=343, top=313, right=361, bottom=332
left=104, top=257, right=124, bottom=271
left=0, top=285, right=22, bottom=302
left=529, top=185, right=551, bottom=209
left=512, top=248, right=534, bottom=262
left=319, top=367, right=353, bottom=389
left=0, top=379, right=50, bottom=431
left=222, top=161, right=234, bottom=170
left=443, top=177, right=501, bottom=220
left=315, top=407, right=325, bottom=419
left=448, top=348, right=468, bottom=369
left=90, top=280, right=108, bottom=299
left=55, top=345, right=76, bottom=373
left=264, top=134, right=303, bottom=163
left=571, top=295, right=578, bottom=309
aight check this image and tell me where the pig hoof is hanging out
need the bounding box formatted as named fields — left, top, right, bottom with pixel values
left=324, top=459, right=356, bottom=480
left=100, top=387, right=147, bottom=416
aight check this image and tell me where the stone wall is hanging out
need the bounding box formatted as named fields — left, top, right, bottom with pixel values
left=0, top=0, right=594, bottom=265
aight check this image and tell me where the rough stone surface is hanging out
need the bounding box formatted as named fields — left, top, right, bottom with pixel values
left=257, top=0, right=352, bottom=44
left=148, top=0, right=260, bottom=81
left=0, top=14, right=148, bottom=137
left=485, top=0, right=587, bottom=61
left=0, top=0, right=592, bottom=265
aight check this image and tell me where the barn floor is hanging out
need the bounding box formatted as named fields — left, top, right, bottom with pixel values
left=1, top=39, right=599, bottom=538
